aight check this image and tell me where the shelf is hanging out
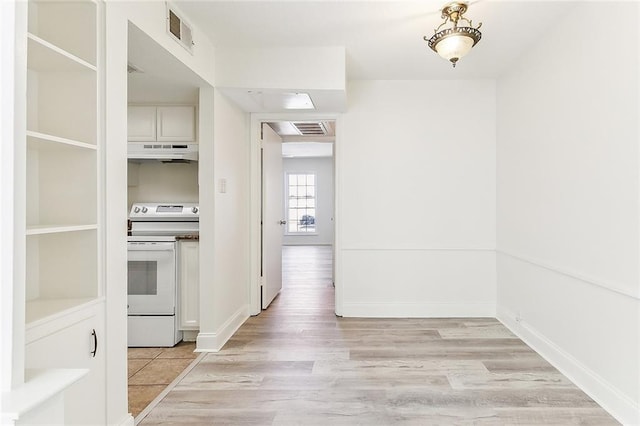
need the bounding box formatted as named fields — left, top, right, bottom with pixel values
left=27, top=131, right=97, bottom=150
left=26, top=231, right=98, bottom=310
left=16, top=0, right=103, bottom=423
left=27, top=34, right=96, bottom=72
left=26, top=145, right=97, bottom=227
left=26, top=48, right=97, bottom=144
left=1, top=368, right=88, bottom=422
left=28, top=0, right=97, bottom=66
left=25, top=297, right=97, bottom=326
left=26, top=224, right=97, bottom=236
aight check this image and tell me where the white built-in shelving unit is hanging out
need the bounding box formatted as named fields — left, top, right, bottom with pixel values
left=25, top=0, right=101, bottom=326
left=6, top=0, right=107, bottom=424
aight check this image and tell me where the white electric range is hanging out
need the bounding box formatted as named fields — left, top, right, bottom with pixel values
left=127, top=202, right=199, bottom=347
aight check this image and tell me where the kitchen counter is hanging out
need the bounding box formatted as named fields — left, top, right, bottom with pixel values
left=176, top=235, right=199, bottom=241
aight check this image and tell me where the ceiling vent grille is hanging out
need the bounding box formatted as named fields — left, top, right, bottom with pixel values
left=167, top=6, right=194, bottom=54
left=293, top=122, right=327, bottom=136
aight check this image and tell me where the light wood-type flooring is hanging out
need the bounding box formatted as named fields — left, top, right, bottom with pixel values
left=139, top=245, right=618, bottom=425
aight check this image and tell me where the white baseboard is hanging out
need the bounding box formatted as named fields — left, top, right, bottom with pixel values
left=497, top=306, right=639, bottom=426
left=341, top=302, right=496, bottom=318
left=195, top=305, right=249, bottom=352
left=116, top=413, right=134, bottom=426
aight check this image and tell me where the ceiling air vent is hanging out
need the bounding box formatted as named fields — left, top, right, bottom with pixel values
left=167, top=6, right=194, bottom=54
left=293, top=122, right=327, bottom=136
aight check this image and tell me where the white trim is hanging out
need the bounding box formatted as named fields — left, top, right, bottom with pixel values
left=249, top=116, right=262, bottom=315
left=497, top=250, right=639, bottom=301
left=249, top=113, right=341, bottom=316
left=637, top=6, right=640, bottom=423
left=497, top=307, right=640, bottom=426
left=195, top=305, right=249, bottom=352
left=333, top=118, right=343, bottom=316
left=116, top=414, right=135, bottom=426
left=342, top=247, right=495, bottom=252
left=0, top=0, right=20, bottom=393
left=341, top=302, right=496, bottom=318
left=1, top=368, right=88, bottom=421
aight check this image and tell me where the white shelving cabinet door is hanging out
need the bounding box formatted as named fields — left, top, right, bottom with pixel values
left=157, top=106, right=195, bottom=142
left=179, top=241, right=199, bottom=329
left=127, top=106, right=157, bottom=141
left=25, top=303, right=106, bottom=425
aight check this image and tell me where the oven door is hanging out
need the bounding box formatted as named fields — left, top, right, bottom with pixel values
left=127, top=241, right=176, bottom=315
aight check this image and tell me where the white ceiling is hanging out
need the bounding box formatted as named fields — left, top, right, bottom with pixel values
left=176, top=0, right=574, bottom=81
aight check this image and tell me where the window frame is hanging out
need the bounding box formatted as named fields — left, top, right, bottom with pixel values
left=284, top=171, right=318, bottom=236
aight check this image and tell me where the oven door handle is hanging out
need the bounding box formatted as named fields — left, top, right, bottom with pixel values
left=127, top=244, right=175, bottom=252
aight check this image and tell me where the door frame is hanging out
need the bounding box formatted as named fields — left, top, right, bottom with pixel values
left=249, top=113, right=342, bottom=316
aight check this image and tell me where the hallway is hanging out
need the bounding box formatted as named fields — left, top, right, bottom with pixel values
left=139, top=245, right=616, bottom=425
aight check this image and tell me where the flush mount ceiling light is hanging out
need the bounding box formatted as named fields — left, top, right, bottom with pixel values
left=248, top=91, right=316, bottom=110
left=424, top=2, right=482, bottom=68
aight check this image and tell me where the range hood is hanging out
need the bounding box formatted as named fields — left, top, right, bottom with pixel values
left=128, top=142, right=198, bottom=162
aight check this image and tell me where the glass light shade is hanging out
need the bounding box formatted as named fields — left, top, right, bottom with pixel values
left=434, top=33, right=475, bottom=62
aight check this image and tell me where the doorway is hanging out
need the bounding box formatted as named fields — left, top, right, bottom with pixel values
left=251, top=117, right=338, bottom=315
left=126, top=22, right=208, bottom=420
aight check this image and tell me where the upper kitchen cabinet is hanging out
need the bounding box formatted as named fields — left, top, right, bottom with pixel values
left=127, top=105, right=156, bottom=141
left=128, top=105, right=196, bottom=142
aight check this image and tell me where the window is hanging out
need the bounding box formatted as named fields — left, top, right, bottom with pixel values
left=286, top=173, right=316, bottom=234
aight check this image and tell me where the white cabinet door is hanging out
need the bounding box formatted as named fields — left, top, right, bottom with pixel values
left=25, top=303, right=105, bottom=425
left=157, top=106, right=195, bottom=142
left=127, top=106, right=157, bottom=141
left=179, top=240, right=199, bottom=329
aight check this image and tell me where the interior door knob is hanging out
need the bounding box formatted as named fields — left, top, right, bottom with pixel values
left=279, top=220, right=287, bottom=225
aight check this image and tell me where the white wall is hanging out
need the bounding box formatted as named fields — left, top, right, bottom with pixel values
left=283, top=156, right=334, bottom=246
left=215, top=47, right=347, bottom=112
left=127, top=162, right=199, bottom=208
left=128, top=77, right=199, bottom=104
left=215, top=47, right=344, bottom=91
left=197, top=88, right=251, bottom=351
left=1, top=0, right=23, bottom=393
left=337, top=80, right=496, bottom=317
left=496, top=3, right=639, bottom=424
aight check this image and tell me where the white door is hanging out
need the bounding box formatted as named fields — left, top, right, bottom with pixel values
left=261, top=123, right=284, bottom=309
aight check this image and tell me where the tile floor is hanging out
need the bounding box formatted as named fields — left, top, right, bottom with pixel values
left=128, top=341, right=199, bottom=418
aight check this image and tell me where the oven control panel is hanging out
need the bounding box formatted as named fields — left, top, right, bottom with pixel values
left=129, top=202, right=199, bottom=221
